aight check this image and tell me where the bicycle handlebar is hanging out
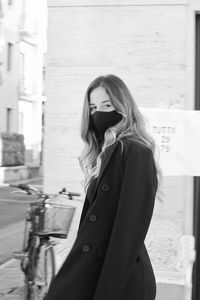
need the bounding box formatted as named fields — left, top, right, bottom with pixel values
left=58, top=187, right=81, bottom=197
left=8, top=184, right=81, bottom=199
left=9, top=184, right=43, bottom=196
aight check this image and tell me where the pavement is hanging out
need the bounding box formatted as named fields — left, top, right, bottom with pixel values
left=0, top=221, right=24, bottom=265
left=0, top=259, right=24, bottom=300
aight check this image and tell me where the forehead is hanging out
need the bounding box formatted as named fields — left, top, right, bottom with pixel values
left=89, top=87, right=110, bottom=105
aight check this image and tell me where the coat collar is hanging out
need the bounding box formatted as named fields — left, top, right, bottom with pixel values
left=88, top=140, right=120, bottom=205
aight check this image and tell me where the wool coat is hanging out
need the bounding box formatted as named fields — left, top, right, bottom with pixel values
left=45, top=138, right=158, bottom=300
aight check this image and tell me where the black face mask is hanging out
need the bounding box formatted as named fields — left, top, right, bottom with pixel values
left=90, top=110, right=123, bottom=141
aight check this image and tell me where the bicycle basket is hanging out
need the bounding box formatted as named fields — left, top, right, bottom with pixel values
left=31, top=195, right=76, bottom=238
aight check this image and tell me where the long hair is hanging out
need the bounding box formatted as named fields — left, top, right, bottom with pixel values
left=79, top=74, right=164, bottom=202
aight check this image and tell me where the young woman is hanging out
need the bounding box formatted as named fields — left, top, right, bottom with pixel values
left=45, top=74, right=162, bottom=300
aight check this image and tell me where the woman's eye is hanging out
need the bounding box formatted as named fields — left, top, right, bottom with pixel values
left=89, top=104, right=111, bottom=113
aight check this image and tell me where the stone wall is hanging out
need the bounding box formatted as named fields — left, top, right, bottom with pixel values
left=45, top=0, right=187, bottom=194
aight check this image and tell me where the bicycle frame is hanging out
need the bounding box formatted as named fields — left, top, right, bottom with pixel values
left=10, top=183, right=81, bottom=300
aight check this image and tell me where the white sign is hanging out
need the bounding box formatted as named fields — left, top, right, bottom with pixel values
left=140, top=108, right=200, bottom=176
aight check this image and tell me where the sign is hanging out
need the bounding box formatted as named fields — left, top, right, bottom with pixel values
left=140, top=108, right=200, bottom=176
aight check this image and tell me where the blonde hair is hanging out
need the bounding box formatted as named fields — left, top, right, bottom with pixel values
left=79, top=74, right=164, bottom=202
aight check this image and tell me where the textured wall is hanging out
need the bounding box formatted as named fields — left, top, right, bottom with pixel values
left=45, top=2, right=187, bottom=194
left=45, top=1, right=196, bottom=298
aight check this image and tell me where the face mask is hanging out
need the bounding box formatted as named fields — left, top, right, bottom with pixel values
left=90, top=110, right=123, bottom=138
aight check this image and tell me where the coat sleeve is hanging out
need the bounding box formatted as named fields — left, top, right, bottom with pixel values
left=93, top=142, right=158, bottom=300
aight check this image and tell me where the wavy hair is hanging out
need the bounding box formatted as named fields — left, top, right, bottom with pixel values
left=79, top=74, right=164, bottom=202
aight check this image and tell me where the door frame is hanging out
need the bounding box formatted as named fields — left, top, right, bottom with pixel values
left=192, top=12, right=200, bottom=300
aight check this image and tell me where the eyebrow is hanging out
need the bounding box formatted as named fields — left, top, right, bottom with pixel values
left=89, top=100, right=110, bottom=106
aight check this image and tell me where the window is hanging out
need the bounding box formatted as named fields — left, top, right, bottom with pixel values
left=7, top=42, right=13, bottom=71
left=6, top=108, right=12, bottom=132
left=19, top=52, right=25, bottom=93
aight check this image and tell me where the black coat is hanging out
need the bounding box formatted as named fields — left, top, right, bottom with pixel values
left=45, top=138, right=158, bottom=300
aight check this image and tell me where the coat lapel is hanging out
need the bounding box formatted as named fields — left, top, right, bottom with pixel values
left=88, top=140, right=120, bottom=205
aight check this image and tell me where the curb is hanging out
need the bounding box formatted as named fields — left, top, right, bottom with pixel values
left=0, top=258, right=16, bottom=271
left=7, top=176, right=43, bottom=185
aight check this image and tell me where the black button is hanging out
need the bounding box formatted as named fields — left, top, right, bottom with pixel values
left=101, top=183, right=109, bottom=192
left=136, top=255, right=140, bottom=262
left=82, top=244, right=90, bottom=252
left=89, top=214, right=97, bottom=222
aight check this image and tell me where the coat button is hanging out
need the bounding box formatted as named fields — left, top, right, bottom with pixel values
left=89, top=214, right=97, bottom=222
left=82, top=244, right=90, bottom=252
left=101, top=183, right=109, bottom=192
left=136, top=255, right=140, bottom=262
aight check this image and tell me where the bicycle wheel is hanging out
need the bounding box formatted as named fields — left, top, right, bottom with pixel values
left=44, top=244, right=56, bottom=292
left=24, top=238, right=55, bottom=300
left=20, top=219, right=31, bottom=273
left=24, top=278, right=40, bottom=300
left=24, top=234, right=40, bottom=300
left=33, top=242, right=55, bottom=299
left=23, top=213, right=31, bottom=251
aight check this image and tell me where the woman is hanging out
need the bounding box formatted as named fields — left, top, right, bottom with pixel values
left=45, top=74, right=162, bottom=300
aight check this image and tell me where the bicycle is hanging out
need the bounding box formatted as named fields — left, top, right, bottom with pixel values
left=8, top=183, right=81, bottom=300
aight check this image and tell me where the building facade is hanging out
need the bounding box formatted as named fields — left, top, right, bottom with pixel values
left=0, top=0, right=3, bottom=85
left=45, top=0, right=200, bottom=299
left=0, top=0, right=46, bottom=167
